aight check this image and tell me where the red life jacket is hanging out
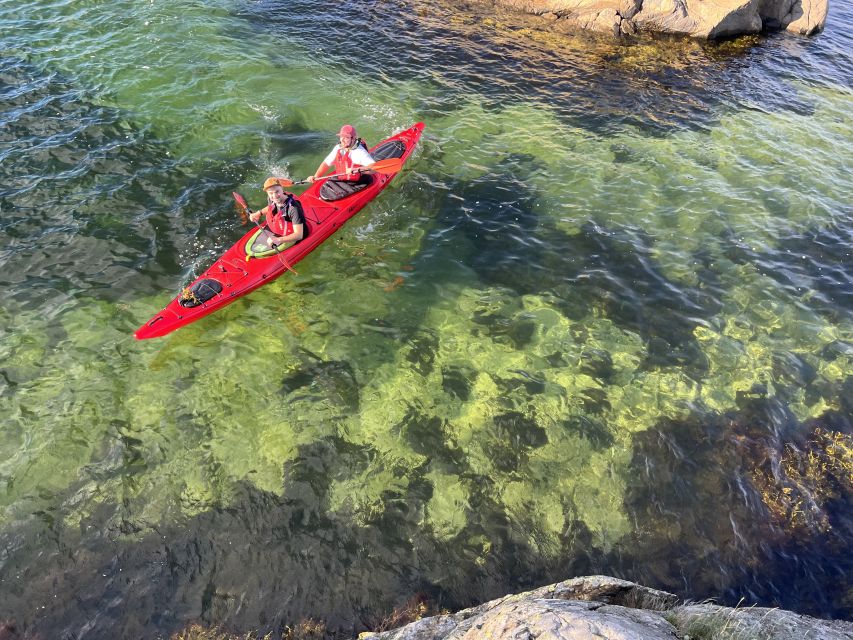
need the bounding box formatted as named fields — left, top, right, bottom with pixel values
left=333, top=138, right=368, bottom=182
left=263, top=196, right=296, bottom=236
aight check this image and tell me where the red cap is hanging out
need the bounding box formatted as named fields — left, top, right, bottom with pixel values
left=338, top=124, right=356, bottom=138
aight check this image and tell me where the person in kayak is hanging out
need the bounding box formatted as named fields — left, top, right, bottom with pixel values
left=307, top=124, right=376, bottom=201
left=249, top=178, right=305, bottom=247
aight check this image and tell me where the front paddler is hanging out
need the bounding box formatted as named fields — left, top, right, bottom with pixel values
left=306, top=124, right=375, bottom=185
left=250, top=178, right=305, bottom=247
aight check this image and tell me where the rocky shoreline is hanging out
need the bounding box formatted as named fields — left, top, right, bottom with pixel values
left=465, top=0, right=828, bottom=39
left=360, top=576, right=853, bottom=640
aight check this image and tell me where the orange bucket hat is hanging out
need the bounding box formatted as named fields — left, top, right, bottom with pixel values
left=263, top=177, right=287, bottom=190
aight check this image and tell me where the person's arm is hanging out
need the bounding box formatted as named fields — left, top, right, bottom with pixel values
left=249, top=204, right=269, bottom=224
left=286, top=223, right=304, bottom=243
left=268, top=223, right=303, bottom=246
left=307, top=162, right=330, bottom=183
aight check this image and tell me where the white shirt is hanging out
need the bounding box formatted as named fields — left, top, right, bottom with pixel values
left=323, top=143, right=375, bottom=167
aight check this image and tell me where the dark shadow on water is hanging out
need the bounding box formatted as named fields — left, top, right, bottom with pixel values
left=429, top=156, right=723, bottom=379
left=719, top=213, right=853, bottom=325
left=394, top=405, right=467, bottom=472
left=235, top=1, right=834, bottom=139
left=771, top=218, right=853, bottom=322
left=0, top=432, right=603, bottom=639
left=613, top=381, right=853, bottom=618
left=280, top=357, right=360, bottom=412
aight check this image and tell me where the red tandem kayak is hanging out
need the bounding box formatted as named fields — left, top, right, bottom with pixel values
left=135, top=122, right=424, bottom=340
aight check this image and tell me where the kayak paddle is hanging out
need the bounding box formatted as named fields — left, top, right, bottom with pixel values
left=319, top=157, right=403, bottom=181
left=248, top=159, right=403, bottom=192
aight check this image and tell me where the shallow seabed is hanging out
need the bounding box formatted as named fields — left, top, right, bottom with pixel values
left=1, top=0, right=852, bottom=637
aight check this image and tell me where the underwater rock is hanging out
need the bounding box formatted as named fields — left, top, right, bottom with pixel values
left=493, top=411, right=549, bottom=448
left=561, top=415, right=615, bottom=448
left=441, top=365, right=475, bottom=401
left=462, top=0, right=827, bottom=39
left=471, top=310, right=537, bottom=350
left=395, top=407, right=467, bottom=470
left=280, top=358, right=360, bottom=411
left=579, top=347, right=616, bottom=383
left=362, top=575, right=853, bottom=640
left=404, top=330, right=439, bottom=377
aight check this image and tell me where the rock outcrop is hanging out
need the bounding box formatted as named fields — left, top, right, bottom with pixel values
left=471, top=0, right=828, bottom=38
left=360, top=575, right=853, bottom=640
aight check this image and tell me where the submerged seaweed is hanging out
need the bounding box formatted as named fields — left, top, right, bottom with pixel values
left=617, top=392, right=853, bottom=616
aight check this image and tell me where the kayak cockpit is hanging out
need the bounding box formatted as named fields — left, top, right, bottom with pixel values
left=245, top=227, right=296, bottom=259
left=179, top=278, right=222, bottom=307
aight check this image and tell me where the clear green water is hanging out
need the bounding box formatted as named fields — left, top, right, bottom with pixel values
left=1, top=0, right=852, bottom=636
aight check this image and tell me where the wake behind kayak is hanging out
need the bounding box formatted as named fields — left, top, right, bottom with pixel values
left=134, top=122, right=424, bottom=340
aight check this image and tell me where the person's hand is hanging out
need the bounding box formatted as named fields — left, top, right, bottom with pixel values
left=266, top=235, right=281, bottom=248
left=346, top=167, right=362, bottom=175
left=249, top=211, right=261, bottom=223
left=306, top=175, right=317, bottom=183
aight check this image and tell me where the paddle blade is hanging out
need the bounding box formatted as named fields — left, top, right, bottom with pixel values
left=368, top=158, right=404, bottom=174
left=232, top=191, right=250, bottom=225
left=233, top=191, right=249, bottom=209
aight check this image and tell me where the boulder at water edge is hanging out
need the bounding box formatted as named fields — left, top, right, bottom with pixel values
left=469, top=0, right=828, bottom=38
left=360, top=575, right=853, bottom=640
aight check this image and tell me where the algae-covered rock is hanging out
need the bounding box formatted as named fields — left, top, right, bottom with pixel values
left=751, top=425, right=853, bottom=536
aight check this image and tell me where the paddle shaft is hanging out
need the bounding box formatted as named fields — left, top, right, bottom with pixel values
left=319, top=157, right=402, bottom=181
